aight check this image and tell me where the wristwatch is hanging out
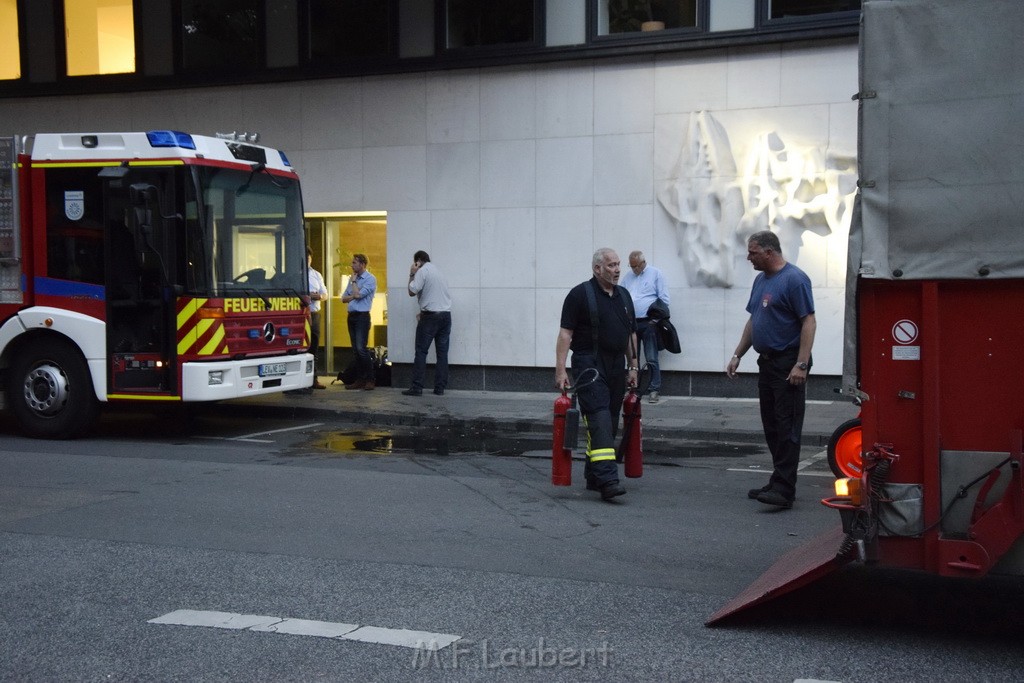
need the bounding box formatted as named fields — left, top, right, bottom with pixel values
left=796, top=361, right=809, bottom=371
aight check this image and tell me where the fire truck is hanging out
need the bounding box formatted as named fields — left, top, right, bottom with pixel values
left=709, top=0, right=1024, bottom=624
left=0, top=130, right=315, bottom=439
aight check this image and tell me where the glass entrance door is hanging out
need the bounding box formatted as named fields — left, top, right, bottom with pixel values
left=304, top=212, right=388, bottom=376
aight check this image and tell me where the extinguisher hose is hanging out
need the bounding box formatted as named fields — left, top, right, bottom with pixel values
left=566, top=367, right=599, bottom=395
left=634, top=362, right=653, bottom=396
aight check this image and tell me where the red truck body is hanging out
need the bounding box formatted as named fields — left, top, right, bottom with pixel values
left=709, top=0, right=1024, bottom=623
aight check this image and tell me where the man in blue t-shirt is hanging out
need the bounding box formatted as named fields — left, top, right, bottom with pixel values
left=726, top=231, right=816, bottom=509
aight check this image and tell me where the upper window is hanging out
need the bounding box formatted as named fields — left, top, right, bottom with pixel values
left=599, top=0, right=698, bottom=36
left=0, top=0, right=19, bottom=80
left=180, top=0, right=261, bottom=73
left=446, top=0, right=537, bottom=49
left=0, top=0, right=861, bottom=97
left=766, top=0, right=860, bottom=21
left=64, top=0, right=136, bottom=76
left=309, top=0, right=392, bottom=62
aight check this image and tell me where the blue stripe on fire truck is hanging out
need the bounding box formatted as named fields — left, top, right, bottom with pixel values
left=34, top=277, right=105, bottom=301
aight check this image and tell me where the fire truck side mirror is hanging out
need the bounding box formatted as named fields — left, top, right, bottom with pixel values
left=133, top=206, right=152, bottom=234
left=129, top=183, right=155, bottom=205
left=128, top=183, right=158, bottom=242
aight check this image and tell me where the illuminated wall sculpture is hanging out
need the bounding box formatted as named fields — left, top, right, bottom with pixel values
left=658, top=111, right=857, bottom=288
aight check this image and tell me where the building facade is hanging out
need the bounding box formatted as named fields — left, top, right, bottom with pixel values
left=0, top=0, right=860, bottom=397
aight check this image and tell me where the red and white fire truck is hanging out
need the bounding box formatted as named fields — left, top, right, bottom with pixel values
left=0, top=130, right=315, bottom=439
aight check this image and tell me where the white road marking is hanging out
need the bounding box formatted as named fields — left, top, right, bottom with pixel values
left=726, top=449, right=834, bottom=479
left=149, top=610, right=278, bottom=630
left=798, top=449, right=828, bottom=471
left=196, top=436, right=274, bottom=443
left=252, top=618, right=359, bottom=638
left=726, top=467, right=833, bottom=479
left=670, top=396, right=838, bottom=406
left=197, top=422, right=323, bottom=443
left=149, top=610, right=460, bottom=650
left=233, top=423, right=323, bottom=439
left=343, top=625, right=459, bottom=649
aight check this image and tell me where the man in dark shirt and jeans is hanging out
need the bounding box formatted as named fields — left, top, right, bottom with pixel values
left=726, top=230, right=816, bottom=509
left=556, top=248, right=639, bottom=501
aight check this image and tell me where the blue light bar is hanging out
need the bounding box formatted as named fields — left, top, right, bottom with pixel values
left=279, top=150, right=292, bottom=167
left=146, top=130, right=197, bottom=150
left=248, top=329, right=260, bottom=339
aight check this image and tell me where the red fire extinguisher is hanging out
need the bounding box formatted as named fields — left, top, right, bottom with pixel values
left=620, top=389, right=643, bottom=478
left=552, top=390, right=579, bottom=486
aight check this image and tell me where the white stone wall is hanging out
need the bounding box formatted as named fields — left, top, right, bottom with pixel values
left=0, top=39, right=858, bottom=376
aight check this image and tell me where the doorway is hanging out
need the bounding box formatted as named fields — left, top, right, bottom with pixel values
left=305, top=212, right=388, bottom=376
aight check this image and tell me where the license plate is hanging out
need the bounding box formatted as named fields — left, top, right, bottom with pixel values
left=259, top=362, right=287, bottom=377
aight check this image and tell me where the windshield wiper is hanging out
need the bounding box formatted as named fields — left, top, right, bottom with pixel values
left=236, top=162, right=290, bottom=195
left=235, top=162, right=265, bottom=196
left=241, top=287, right=273, bottom=311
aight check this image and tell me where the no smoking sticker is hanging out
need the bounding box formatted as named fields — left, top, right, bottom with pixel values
left=892, top=319, right=918, bottom=344
left=892, top=318, right=920, bottom=360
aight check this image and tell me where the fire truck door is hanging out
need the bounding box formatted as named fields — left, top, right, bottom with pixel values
left=103, top=176, right=176, bottom=394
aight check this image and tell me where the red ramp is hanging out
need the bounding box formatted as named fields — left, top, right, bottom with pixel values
left=706, top=526, right=851, bottom=626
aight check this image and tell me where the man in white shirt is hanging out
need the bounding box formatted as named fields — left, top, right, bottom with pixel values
left=307, top=247, right=328, bottom=390
left=404, top=250, right=452, bottom=396
left=620, top=250, right=669, bottom=403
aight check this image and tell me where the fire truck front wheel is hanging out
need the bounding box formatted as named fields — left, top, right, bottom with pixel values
left=7, top=337, right=99, bottom=439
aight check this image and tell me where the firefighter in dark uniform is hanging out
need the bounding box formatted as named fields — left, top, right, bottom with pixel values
left=555, top=248, right=639, bottom=500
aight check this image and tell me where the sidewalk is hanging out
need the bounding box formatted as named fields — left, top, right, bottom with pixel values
left=227, top=376, right=860, bottom=448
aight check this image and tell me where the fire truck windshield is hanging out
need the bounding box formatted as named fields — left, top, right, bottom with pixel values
left=188, top=165, right=306, bottom=297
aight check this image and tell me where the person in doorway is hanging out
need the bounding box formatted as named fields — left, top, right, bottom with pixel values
left=341, top=253, right=377, bottom=391
left=555, top=248, right=639, bottom=501
left=403, top=250, right=452, bottom=396
left=620, top=250, right=669, bottom=404
left=726, top=230, right=816, bottom=510
left=307, top=247, right=328, bottom=391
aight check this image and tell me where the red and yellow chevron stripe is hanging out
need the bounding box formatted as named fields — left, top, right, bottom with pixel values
left=177, top=297, right=229, bottom=357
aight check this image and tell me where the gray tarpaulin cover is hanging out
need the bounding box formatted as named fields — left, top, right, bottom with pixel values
left=843, top=0, right=1024, bottom=392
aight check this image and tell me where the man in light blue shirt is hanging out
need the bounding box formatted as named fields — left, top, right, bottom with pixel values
left=621, top=250, right=669, bottom=403
left=341, top=253, right=377, bottom=390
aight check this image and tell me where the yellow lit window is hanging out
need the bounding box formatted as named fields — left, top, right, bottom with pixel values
left=0, top=0, right=20, bottom=80
left=65, top=0, right=136, bottom=76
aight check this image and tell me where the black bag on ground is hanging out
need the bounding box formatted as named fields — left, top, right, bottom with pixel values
left=335, top=360, right=358, bottom=385
left=371, top=346, right=392, bottom=386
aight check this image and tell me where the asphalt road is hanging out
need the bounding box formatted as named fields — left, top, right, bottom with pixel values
left=2, top=408, right=1023, bottom=682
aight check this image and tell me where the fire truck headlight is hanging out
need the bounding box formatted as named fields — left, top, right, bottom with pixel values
left=305, top=360, right=314, bottom=374
left=834, top=477, right=862, bottom=505
left=208, top=370, right=224, bottom=386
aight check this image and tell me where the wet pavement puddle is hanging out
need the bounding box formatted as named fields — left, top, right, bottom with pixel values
left=297, top=427, right=761, bottom=460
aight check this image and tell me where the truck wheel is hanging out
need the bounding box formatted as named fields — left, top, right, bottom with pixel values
left=6, top=338, right=99, bottom=439
left=827, top=418, right=863, bottom=478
